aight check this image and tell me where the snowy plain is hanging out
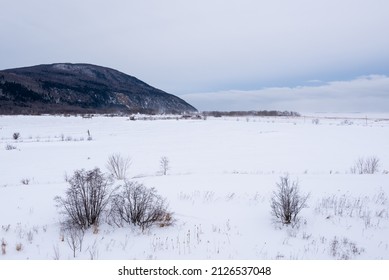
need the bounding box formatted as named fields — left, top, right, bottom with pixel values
left=0, top=114, right=388, bottom=260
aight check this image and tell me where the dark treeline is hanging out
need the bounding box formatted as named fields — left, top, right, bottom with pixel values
left=203, top=110, right=300, bottom=117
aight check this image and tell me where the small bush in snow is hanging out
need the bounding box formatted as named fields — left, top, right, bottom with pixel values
left=106, top=153, right=131, bottom=180
left=21, top=178, right=30, bottom=185
left=55, top=168, right=114, bottom=230
left=110, top=181, right=171, bottom=230
left=2, top=225, right=11, bottom=232
left=1, top=239, right=6, bottom=255
left=350, top=156, right=380, bottom=174
left=15, top=243, right=23, bottom=252
left=5, top=144, right=17, bottom=150
left=13, top=132, right=20, bottom=140
left=270, top=175, right=310, bottom=225
left=340, top=119, right=353, bottom=126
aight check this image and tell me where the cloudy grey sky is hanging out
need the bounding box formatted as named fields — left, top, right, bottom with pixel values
left=1, top=0, right=389, bottom=112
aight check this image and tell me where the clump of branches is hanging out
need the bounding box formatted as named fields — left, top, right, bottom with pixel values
left=270, top=175, right=310, bottom=225
left=110, top=181, right=172, bottom=231
left=350, top=156, right=380, bottom=174
left=106, top=153, right=132, bottom=180
left=55, top=168, right=114, bottom=230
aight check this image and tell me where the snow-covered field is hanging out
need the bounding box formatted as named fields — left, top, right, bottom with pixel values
left=1, top=114, right=389, bottom=260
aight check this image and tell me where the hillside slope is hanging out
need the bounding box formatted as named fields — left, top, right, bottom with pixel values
left=0, top=63, right=197, bottom=114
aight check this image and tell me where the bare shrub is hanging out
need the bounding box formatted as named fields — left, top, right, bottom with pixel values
left=160, top=156, right=169, bottom=175
left=15, top=243, right=23, bottom=252
left=1, top=239, right=6, bottom=255
left=55, top=168, right=114, bottom=229
left=106, top=153, right=131, bottom=180
left=364, top=156, right=380, bottom=174
left=21, top=178, right=30, bottom=185
left=5, top=144, right=17, bottom=150
left=350, top=156, right=380, bottom=174
left=270, top=175, right=310, bottom=225
left=13, top=132, right=20, bottom=140
left=2, top=224, right=11, bottom=232
left=110, top=181, right=171, bottom=230
left=63, top=225, right=85, bottom=258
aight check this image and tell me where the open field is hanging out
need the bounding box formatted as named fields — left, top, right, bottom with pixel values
left=1, top=114, right=389, bottom=259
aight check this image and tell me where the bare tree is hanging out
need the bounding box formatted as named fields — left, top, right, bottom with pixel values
left=55, top=168, right=114, bottom=229
left=160, top=156, right=169, bottom=175
left=106, top=153, right=131, bottom=180
left=271, top=175, right=310, bottom=225
left=110, top=181, right=171, bottom=230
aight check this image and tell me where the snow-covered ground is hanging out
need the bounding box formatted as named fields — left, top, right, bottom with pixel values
left=0, top=114, right=388, bottom=260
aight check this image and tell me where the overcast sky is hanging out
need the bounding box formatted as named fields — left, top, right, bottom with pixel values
left=1, top=0, right=389, bottom=112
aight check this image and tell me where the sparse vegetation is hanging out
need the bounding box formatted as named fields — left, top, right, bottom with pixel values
left=350, top=156, right=380, bottom=174
left=329, top=236, right=364, bottom=260
left=13, top=132, right=20, bottom=140
left=270, top=175, right=310, bottom=225
left=1, top=114, right=389, bottom=260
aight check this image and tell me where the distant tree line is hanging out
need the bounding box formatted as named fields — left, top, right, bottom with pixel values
left=203, top=110, right=300, bottom=117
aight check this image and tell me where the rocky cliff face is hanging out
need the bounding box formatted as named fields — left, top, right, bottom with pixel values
left=0, top=63, right=197, bottom=114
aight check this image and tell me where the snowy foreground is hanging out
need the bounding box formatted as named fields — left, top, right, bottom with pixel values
left=1, top=114, right=389, bottom=260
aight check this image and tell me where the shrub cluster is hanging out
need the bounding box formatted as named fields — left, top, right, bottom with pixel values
left=55, top=168, right=171, bottom=232
left=350, top=156, right=380, bottom=174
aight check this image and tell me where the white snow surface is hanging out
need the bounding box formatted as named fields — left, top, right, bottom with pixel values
left=0, top=114, right=389, bottom=260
